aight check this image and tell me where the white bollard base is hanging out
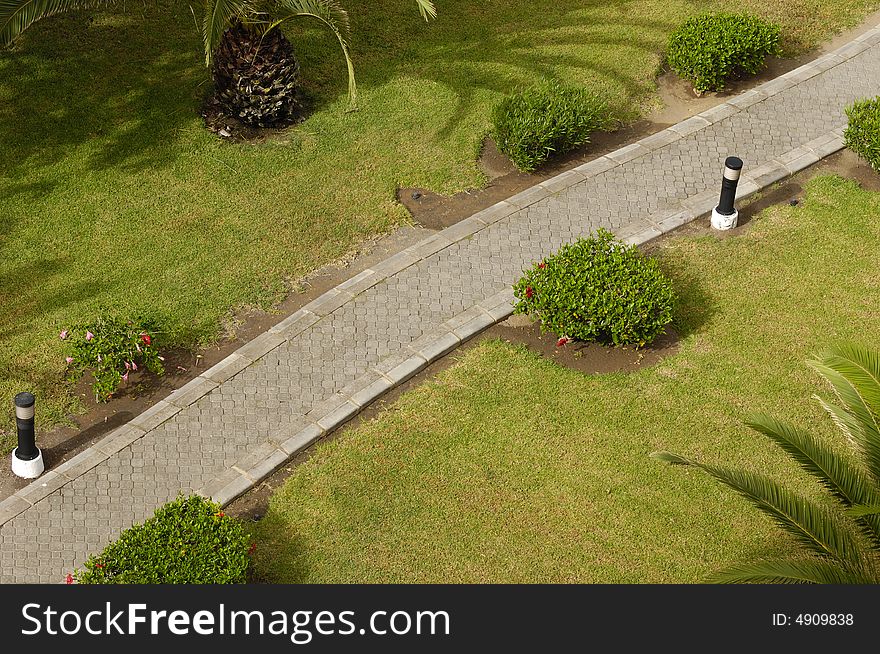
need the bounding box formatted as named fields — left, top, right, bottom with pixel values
left=711, top=207, right=738, bottom=230
left=12, top=448, right=44, bottom=479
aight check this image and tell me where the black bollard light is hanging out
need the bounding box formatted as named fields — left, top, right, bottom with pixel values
left=711, top=156, right=743, bottom=230
left=12, top=392, right=44, bottom=479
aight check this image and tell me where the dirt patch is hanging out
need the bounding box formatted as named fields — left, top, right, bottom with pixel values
left=200, top=91, right=313, bottom=143
left=493, top=314, right=680, bottom=374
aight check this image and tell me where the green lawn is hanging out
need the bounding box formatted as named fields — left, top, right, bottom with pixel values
left=1, top=0, right=877, bottom=445
left=249, top=175, right=880, bottom=583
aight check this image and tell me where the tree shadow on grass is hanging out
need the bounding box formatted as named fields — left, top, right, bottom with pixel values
left=0, top=0, right=206, bottom=183
left=0, top=0, right=679, bottom=189
left=657, top=254, right=719, bottom=340
left=293, top=0, right=679, bottom=136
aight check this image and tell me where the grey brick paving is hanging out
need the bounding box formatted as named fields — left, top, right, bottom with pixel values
left=2, top=31, right=880, bottom=582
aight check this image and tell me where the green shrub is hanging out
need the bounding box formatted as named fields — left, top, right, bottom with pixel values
left=75, top=495, right=251, bottom=584
left=666, top=13, right=781, bottom=93
left=513, top=229, right=676, bottom=347
left=62, top=314, right=165, bottom=402
left=492, top=80, right=610, bottom=172
left=844, top=96, right=880, bottom=171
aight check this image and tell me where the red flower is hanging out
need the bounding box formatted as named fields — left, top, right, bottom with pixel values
left=140, top=333, right=152, bottom=346
left=215, top=511, right=225, bottom=518
left=248, top=542, right=257, bottom=555
left=556, top=337, right=569, bottom=347
left=65, top=573, right=74, bottom=585
left=95, top=563, right=104, bottom=569
left=525, top=286, right=534, bottom=299
left=538, top=262, right=546, bottom=270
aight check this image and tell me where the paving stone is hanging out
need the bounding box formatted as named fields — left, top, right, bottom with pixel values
left=94, top=424, right=147, bottom=456
left=637, top=129, right=681, bottom=151
left=315, top=400, right=361, bottom=432
left=336, top=269, right=381, bottom=297
left=268, top=308, right=321, bottom=337
left=200, top=353, right=252, bottom=383
left=127, top=400, right=181, bottom=432
left=349, top=377, right=394, bottom=408
left=278, top=423, right=324, bottom=456
left=0, top=496, right=31, bottom=526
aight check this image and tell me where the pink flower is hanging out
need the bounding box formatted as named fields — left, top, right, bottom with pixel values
left=97, top=354, right=101, bottom=363
left=65, top=356, right=74, bottom=364
left=157, top=355, right=165, bottom=361
left=124, top=361, right=131, bottom=371
left=85, top=331, right=94, bottom=341
left=131, top=361, right=137, bottom=371
left=556, top=337, right=569, bottom=347
left=136, top=343, right=142, bottom=353
left=59, top=329, right=69, bottom=340
left=121, top=372, right=129, bottom=383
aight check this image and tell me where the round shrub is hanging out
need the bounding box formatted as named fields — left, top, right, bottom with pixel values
left=844, top=96, right=880, bottom=171
left=75, top=495, right=251, bottom=584
left=492, top=79, right=611, bottom=172
left=513, top=229, right=676, bottom=347
left=666, top=13, right=781, bottom=93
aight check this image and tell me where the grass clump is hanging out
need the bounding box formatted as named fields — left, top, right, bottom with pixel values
left=666, top=13, right=781, bottom=92
left=845, top=96, right=880, bottom=171
left=492, top=80, right=611, bottom=172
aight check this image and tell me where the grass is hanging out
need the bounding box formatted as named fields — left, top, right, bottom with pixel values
left=1, top=0, right=878, bottom=447
left=249, top=175, right=880, bottom=583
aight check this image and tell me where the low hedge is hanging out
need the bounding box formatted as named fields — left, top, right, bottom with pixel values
left=75, top=495, right=251, bottom=584
left=492, top=80, right=611, bottom=172
left=666, top=13, right=781, bottom=93
left=844, top=96, right=880, bottom=171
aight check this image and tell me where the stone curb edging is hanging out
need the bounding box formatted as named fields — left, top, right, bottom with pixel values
left=0, top=24, right=875, bottom=525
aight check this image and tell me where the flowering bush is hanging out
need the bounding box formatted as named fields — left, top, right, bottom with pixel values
left=512, top=229, right=676, bottom=347
left=61, top=315, right=164, bottom=401
left=74, top=495, right=252, bottom=584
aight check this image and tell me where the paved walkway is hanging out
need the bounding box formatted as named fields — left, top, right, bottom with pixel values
left=3, top=27, right=880, bottom=582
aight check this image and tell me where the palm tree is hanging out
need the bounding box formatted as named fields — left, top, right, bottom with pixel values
left=652, top=343, right=880, bottom=583
left=1, top=0, right=436, bottom=124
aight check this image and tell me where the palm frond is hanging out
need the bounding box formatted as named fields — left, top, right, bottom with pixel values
left=264, top=0, right=355, bottom=108
left=0, top=0, right=116, bottom=47
left=808, top=345, right=880, bottom=482
left=745, top=413, right=880, bottom=546
left=414, top=0, right=436, bottom=20
left=847, top=504, right=880, bottom=517
left=651, top=451, right=862, bottom=562
left=707, top=559, right=878, bottom=584
left=202, top=0, right=250, bottom=64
